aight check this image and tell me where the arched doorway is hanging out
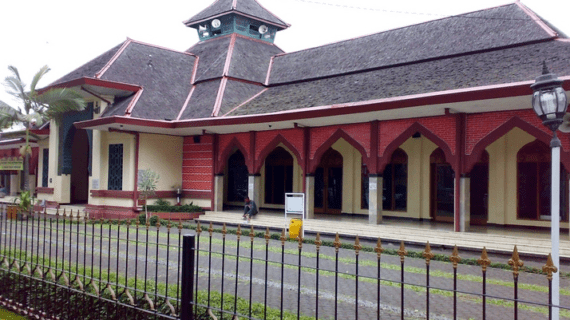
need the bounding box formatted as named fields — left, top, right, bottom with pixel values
left=264, top=147, right=293, bottom=205
left=226, top=150, right=249, bottom=203
left=315, top=148, right=343, bottom=214
left=517, top=140, right=568, bottom=221
left=470, top=151, right=489, bottom=225
left=430, top=148, right=454, bottom=222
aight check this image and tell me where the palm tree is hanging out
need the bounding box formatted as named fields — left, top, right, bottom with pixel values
left=0, top=65, right=86, bottom=191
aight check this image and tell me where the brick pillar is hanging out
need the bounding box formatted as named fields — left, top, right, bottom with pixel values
left=305, top=175, right=315, bottom=219
left=368, top=175, right=383, bottom=224
left=459, top=176, right=470, bottom=232
left=213, top=174, right=224, bottom=212
left=248, top=174, right=261, bottom=208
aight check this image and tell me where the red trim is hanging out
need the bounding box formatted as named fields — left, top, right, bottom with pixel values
left=125, top=89, right=144, bottom=116
left=73, top=78, right=570, bottom=132
left=191, top=56, right=200, bottom=84
left=254, top=133, right=303, bottom=173
left=129, top=39, right=198, bottom=58
left=232, top=0, right=237, bottom=9
left=177, top=86, right=196, bottom=121
left=265, top=55, right=275, bottom=85
left=515, top=2, right=558, bottom=37
left=249, top=131, right=256, bottom=171
left=183, top=190, right=212, bottom=199
left=212, top=78, right=228, bottom=117
left=29, top=129, right=49, bottom=136
left=223, top=34, right=237, bottom=76
left=36, top=187, right=54, bottom=194
left=309, top=128, right=369, bottom=173
left=96, top=39, right=132, bottom=79
left=90, top=190, right=134, bottom=198
left=379, top=122, right=456, bottom=173
left=222, top=88, right=267, bottom=116
left=42, top=77, right=141, bottom=93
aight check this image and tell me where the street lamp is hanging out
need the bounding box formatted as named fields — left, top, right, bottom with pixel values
left=531, top=61, right=568, bottom=320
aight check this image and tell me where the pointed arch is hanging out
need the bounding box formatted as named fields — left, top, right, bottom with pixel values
left=254, top=134, right=303, bottom=173
left=379, top=122, right=455, bottom=173
left=217, top=136, right=250, bottom=174
left=465, top=116, right=570, bottom=173
left=309, top=128, right=369, bottom=173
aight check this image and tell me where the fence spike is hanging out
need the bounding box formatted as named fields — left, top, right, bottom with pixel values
left=55, top=208, right=59, bottom=217
left=280, top=229, right=286, bottom=245
left=196, top=221, right=202, bottom=234
left=178, top=219, right=183, bottom=231
left=264, top=227, right=270, bottom=244
left=167, top=218, right=172, bottom=230
left=222, top=223, right=227, bottom=238
left=477, top=247, right=491, bottom=272
left=135, top=218, right=140, bottom=228
left=374, top=238, right=383, bottom=258
left=450, top=245, right=461, bottom=269
left=315, top=232, right=322, bottom=252
left=333, top=233, right=342, bottom=253
left=146, top=219, right=150, bottom=230
left=398, top=241, right=407, bottom=262
left=354, top=236, right=362, bottom=255
left=422, top=241, right=435, bottom=265
left=542, top=253, right=558, bottom=281
left=156, top=219, right=161, bottom=229
left=508, top=245, right=524, bottom=279
left=208, top=222, right=214, bottom=236
left=250, top=225, right=255, bottom=242
left=236, top=224, right=242, bottom=240
left=63, top=208, right=67, bottom=218
left=298, top=233, right=303, bottom=248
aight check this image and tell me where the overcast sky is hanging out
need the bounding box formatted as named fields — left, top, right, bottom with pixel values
left=0, top=0, right=568, bottom=108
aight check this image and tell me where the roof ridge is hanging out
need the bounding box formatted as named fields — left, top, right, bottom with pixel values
left=515, top=1, right=557, bottom=37
left=128, top=39, right=198, bottom=57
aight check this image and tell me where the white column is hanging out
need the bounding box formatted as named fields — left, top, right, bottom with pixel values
left=368, top=175, right=383, bottom=224
left=10, top=174, right=18, bottom=195
left=551, top=138, right=561, bottom=320
left=214, top=175, right=224, bottom=212
left=305, top=175, right=315, bottom=219
left=459, top=176, right=470, bottom=232
left=248, top=174, right=261, bottom=208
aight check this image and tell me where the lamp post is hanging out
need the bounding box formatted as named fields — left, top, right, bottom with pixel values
left=531, top=62, right=568, bottom=320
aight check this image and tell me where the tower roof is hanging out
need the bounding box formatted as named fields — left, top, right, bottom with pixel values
left=184, top=0, right=289, bottom=30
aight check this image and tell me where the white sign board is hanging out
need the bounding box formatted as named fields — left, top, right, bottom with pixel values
left=285, top=193, right=305, bottom=238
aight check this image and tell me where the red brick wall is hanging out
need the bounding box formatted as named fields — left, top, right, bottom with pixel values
left=309, top=123, right=370, bottom=160
left=465, top=109, right=570, bottom=155
left=182, top=135, right=213, bottom=191
left=254, top=128, right=304, bottom=171
left=379, top=116, right=456, bottom=157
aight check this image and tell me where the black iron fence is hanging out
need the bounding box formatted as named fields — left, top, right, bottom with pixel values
left=0, top=206, right=568, bottom=320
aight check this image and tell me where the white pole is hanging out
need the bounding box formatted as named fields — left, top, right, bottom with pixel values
left=551, top=135, right=561, bottom=320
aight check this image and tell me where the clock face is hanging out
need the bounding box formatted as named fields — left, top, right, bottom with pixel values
left=211, top=19, right=221, bottom=28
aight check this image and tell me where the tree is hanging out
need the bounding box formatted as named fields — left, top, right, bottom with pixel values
left=138, top=169, right=160, bottom=222
left=0, top=65, right=86, bottom=191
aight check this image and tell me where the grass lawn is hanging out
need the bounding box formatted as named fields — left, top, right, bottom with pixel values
left=0, top=307, right=26, bottom=320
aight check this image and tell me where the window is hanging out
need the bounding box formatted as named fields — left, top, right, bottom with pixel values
left=42, top=149, right=49, bottom=187
left=264, top=147, right=293, bottom=205
left=383, top=149, right=407, bottom=211
left=517, top=140, right=568, bottom=220
left=108, top=144, right=123, bottom=191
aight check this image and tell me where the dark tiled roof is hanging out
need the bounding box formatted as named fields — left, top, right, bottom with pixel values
left=218, top=80, right=264, bottom=116
left=230, top=41, right=570, bottom=116
left=187, top=37, right=231, bottom=82
left=268, top=4, right=554, bottom=85
left=185, top=0, right=288, bottom=28
left=102, top=94, right=135, bottom=117
left=51, top=42, right=125, bottom=86
left=100, top=42, right=196, bottom=120
left=179, top=80, right=221, bottom=120
left=228, top=37, right=283, bottom=83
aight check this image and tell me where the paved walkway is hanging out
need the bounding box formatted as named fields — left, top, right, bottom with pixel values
left=196, top=210, right=570, bottom=259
